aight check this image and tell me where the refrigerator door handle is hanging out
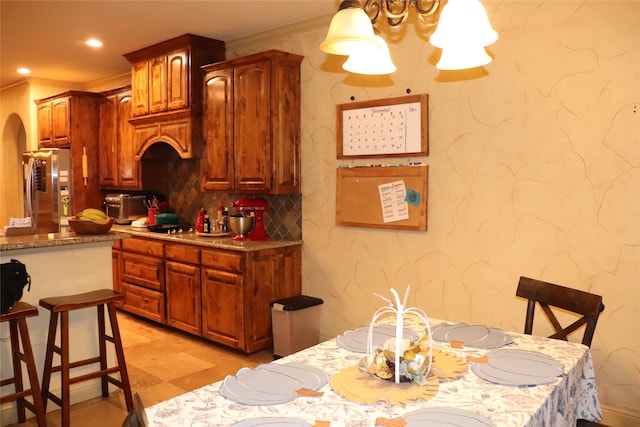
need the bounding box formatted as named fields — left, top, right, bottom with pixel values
left=25, top=157, right=35, bottom=228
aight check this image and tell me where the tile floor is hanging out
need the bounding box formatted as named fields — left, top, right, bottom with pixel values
left=7, top=311, right=274, bottom=427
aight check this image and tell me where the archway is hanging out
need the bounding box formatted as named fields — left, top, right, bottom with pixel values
left=1, top=113, right=27, bottom=227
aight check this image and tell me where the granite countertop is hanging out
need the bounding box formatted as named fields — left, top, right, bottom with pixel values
left=111, top=225, right=302, bottom=252
left=0, top=231, right=129, bottom=252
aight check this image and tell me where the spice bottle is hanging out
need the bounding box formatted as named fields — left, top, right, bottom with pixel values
left=204, top=214, right=211, bottom=233
left=222, top=208, right=229, bottom=232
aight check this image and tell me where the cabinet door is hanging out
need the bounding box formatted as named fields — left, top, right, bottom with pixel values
left=166, top=260, right=201, bottom=335
left=201, top=68, right=234, bottom=191
left=272, top=58, right=301, bottom=193
left=167, top=48, right=188, bottom=111
left=149, top=55, right=167, bottom=114
left=243, top=246, right=302, bottom=353
left=201, top=267, right=243, bottom=349
left=37, top=102, right=53, bottom=147
left=233, top=60, right=271, bottom=192
left=131, top=61, right=149, bottom=116
left=99, top=95, right=118, bottom=187
left=116, top=93, right=140, bottom=189
left=51, top=97, right=70, bottom=147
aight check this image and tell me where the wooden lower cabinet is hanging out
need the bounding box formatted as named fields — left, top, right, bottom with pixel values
left=202, top=267, right=243, bottom=348
left=165, top=242, right=202, bottom=335
left=116, top=236, right=301, bottom=353
left=119, top=237, right=165, bottom=322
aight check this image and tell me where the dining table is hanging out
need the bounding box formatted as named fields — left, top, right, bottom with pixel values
left=144, top=317, right=602, bottom=426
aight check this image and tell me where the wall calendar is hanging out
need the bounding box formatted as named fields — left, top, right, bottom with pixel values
left=337, top=94, right=428, bottom=158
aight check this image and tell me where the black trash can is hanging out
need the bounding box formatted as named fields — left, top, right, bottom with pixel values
left=270, top=295, right=323, bottom=358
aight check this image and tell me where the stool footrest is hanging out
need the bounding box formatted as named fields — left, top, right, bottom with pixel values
left=49, top=355, right=102, bottom=374
left=0, top=388, right=35, bottom=403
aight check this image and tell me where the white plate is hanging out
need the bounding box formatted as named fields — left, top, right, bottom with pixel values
left=219, top=363, right=328, bottom=405
left=471, top=349, right=564, bottom=386
left=336, top=324, right=419, bottom=353
left=230, top=418, right=311, bottom=427
left=432, top=323, right=513, bottom=349
left=403, top=407, right=497, bottom=426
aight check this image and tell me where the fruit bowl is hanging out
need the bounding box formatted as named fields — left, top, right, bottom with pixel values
left=68, top=217, right=114, bottom=235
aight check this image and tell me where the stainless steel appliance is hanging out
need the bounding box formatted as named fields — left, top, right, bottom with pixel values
left=104, top=193, right=147, bottom=224
left=22, top=148, right=72, bottom=234
left=231, top=197, right=269, bottom=240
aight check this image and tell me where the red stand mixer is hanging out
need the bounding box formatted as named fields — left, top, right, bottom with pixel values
left=231, top=198, right=269, bottom=240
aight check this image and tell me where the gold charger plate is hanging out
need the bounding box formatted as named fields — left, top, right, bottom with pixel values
left=329, top=349, right=467, bottom=406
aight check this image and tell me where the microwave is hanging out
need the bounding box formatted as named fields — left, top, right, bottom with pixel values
left=105, top=194, right=147, bottom=224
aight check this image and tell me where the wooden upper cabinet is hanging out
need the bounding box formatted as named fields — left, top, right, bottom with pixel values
left=123, top=34, right=225, bottom=160
left=99, top=86, right=140, bottom=190
left=201, top=68, right=234, bottom=191
left=148, top=55, right=168, bottom=114
left=201, top=50, right=303, bottom=194
left=35, top=91, right=104, bottom=212
left=167, top=49, right=188, bottom=111
left=37, top=96, right=70, bottom=147
left=234, top=60, right=272, bottom=192
left=131, top=61, right=149, bottom=116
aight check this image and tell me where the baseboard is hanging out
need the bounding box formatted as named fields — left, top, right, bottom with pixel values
left=0, top=378, right=103, bottom=425
left=601, top=404, right=640, bottom=426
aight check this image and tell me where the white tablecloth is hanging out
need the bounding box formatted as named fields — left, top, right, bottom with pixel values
left=146, top=321, right=601, bottom=426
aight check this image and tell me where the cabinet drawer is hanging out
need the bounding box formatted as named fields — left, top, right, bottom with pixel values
left=201, top=249, right=243, bottom=272
left=165, top=243, right=200, bottom=264
left=121, top=282, right=165, bottom=323
left=121, top=252, right=164, bottom=291
left=122, top=237, right=164, bottom=257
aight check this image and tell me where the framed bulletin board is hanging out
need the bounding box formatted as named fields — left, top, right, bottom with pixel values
left=336, top=165, right=428, bottom=231
left=337, top=94, right=428, bottom=159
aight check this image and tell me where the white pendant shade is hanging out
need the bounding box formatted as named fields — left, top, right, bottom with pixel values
left=436, top=43, right=492, bottom=70
left=320, top=6, right=378, bottom=56
left=430, top=0, right=498, bottom=49
left=342, top=35, right=397, bottom=75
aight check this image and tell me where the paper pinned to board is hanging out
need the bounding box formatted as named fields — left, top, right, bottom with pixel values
left=378, top=180, right=409, bottom=223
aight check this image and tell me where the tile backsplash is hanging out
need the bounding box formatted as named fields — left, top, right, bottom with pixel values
left=139, top=143, right=301, bottom=240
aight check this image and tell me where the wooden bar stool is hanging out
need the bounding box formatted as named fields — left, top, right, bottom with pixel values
left=0, top=301, right=47, bottom=427
left=39, top=289, right=133, bottom=427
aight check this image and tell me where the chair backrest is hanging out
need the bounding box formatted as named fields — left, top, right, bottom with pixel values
left=516, top=276, right=605, bottom=347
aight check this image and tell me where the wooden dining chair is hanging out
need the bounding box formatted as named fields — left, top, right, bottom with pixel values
left=516, top=276, right=605, bottom=347
left=121, top=393, right=147, bottom=427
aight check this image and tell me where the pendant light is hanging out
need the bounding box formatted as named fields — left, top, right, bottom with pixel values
left=342, top=35, right=397, bottom=75
left=320, top=0, right=378, bottom=56
left=429, top=0, right=498, bottom=70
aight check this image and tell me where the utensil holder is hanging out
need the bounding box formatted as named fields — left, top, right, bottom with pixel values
left=147, top=208, right=158, bottom=226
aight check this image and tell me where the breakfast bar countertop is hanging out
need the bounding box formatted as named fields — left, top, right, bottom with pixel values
left=0, top=230, right=128, bottom=252
left=111, top=224, right=302, bottom=252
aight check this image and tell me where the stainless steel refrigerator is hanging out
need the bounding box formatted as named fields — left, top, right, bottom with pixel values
left=22, top=148, right=72, bottom=234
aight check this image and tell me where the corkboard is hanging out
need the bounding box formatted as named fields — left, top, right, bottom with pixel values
left=336, top=165, right=428, bottom=231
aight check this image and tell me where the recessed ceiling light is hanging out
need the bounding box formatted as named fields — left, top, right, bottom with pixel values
left=86, top=39, right=103, bottom=48
left=17, top=67, right=31, bottom=75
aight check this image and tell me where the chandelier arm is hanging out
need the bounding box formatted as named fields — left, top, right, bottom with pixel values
left=413, top=0, right=440, bottom=16
left=414, top=0, right=440, bottom=25
left=363, top=0, right=383, bottom=24
left=381, top=0, right=410, bottom=26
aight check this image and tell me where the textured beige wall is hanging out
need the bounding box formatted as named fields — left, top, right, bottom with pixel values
left=229, top=0, right=640, bottom=419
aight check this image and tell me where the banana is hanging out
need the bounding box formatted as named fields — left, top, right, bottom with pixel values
left=77, top=208, right=108, bottom=221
